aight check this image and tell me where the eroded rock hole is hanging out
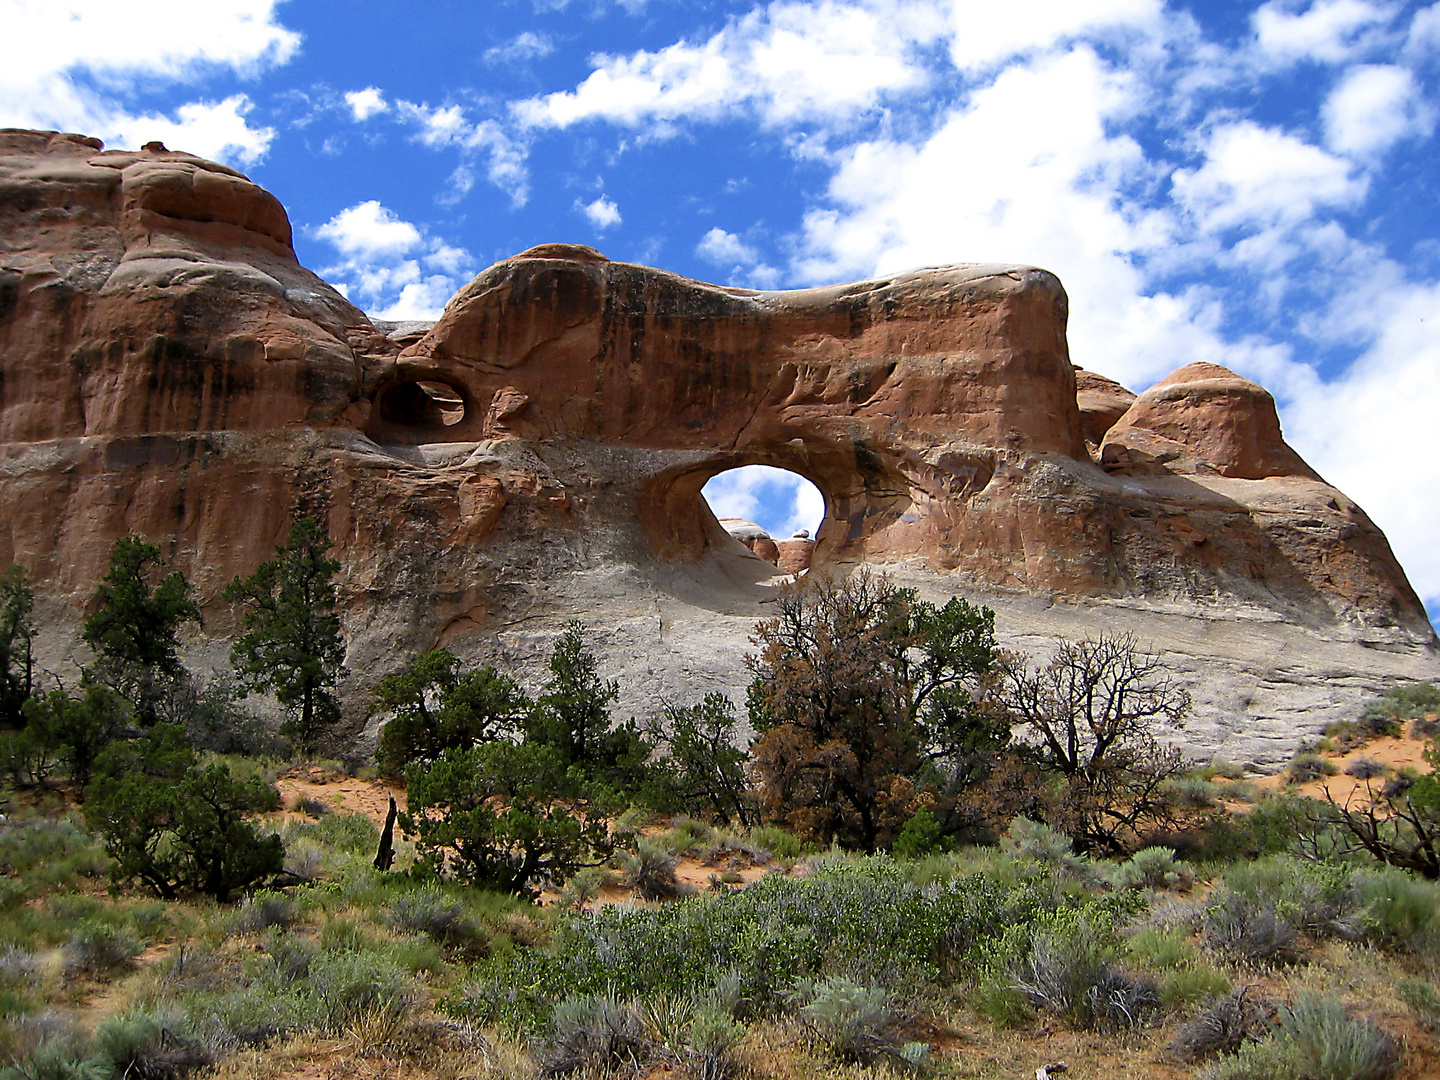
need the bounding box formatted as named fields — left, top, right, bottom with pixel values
left=379, top=379, right=466, bottom=428
left=702, top=465, right=824, bottom=575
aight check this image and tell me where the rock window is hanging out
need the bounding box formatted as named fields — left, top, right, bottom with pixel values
left=702, top=465, right=824, bottom=575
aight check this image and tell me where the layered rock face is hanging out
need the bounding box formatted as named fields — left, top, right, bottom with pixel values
left=1, top=130, right=1435, bottom=763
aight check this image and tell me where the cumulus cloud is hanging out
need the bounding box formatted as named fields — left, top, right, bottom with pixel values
left=0, top=0, right=297, bottom=164
left=697, top=227, right=759, bottom=265
left=580, top=195, right=622, bottom=230
left=312, top=201, right=474, bottom=320
left=1322, top=63, right=1433, bottom=156
left=345, top=87, right=389, bottom=121
left=702, top=466, right=825, bottom=540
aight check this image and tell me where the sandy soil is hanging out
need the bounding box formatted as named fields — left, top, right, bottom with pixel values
left=275, top=766, right=406, bottom=826
left=1245, top=720, right=1435, bottom=807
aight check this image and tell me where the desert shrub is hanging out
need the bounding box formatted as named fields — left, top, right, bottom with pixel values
left=557, top=867, right=607, bottom=912
left=1209, top=858, right=1357, bottom=942
left=1159, top=966, right=1232, bottom=1010
left=1001, top=817, right=1091, bottom=881
left=1167, top=776, right=1220, bottom=811
left=252, top=929, right=317, bottom=990
left=94, top=1007, right=212, bottom=1080
left=795, top=975, right=900, bottom=1062
left=156, top=945, right=237, bottom=996
left=1274, top=993, right=1399, bottom=1080
left=0, top=1036, right=105, bottom=1080
left=1201, top=889, right=1299, bottom=966
left=1397, top=978, right=1440, bottom=1029
left=1364, top=682, right=1440, bottom=727
left=229, top=890, right=297, bottom=935
left=285, top=812, right=379, bottom=857
left=1206, top=759, right=1247, bottom=781
left=1109, top=847, right=1193, bottom=891
left=747, top=826, right=800, bottom=861
left=541, top=993, right=647, bottom=1076
left=387, top=886, right=477, bottom=946
left=63, top=920, right=141, bottom=977
left=997, top=908, right=1158, bottom=1031
left=1351, top=867, right=1440, bottom=950
left=1287, top=752, right=1335, bottom=784
left=1346, top=757, right=1387, bottom=780
left=686, top=1004, right=745, bottom=1080
left=621, top=840, right=685, bottom=900
left=182, top=985, right=316, bottom=1051
left=307, top=949, right=412, bottom=1031
left=0, top=819, right=108, bottom=894
left=1168, top=988, right=1270, bottom=1064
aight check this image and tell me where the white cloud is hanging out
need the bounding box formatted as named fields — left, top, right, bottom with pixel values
left=579, top=195, right=622, bottom=231
left=515, top=0, right=947, bottom=133
left=1252, top=0, right=1400, bottom=65
left=345, top=87, right=389, bottom=121
left=942, top=0, right=1165, bottom=70
left=314, top=201, right=422, bottom=259
left=102, top=94, right=275, bottom=166
left=394, top=103, right=532, bottom=205
left=0, top=0, right=297, bottom=165
left=1171, top=122, right=1366, bottom=233
left=485, top=31, right=555, bottom=65
left=312, top=201, right=474, bottom=319
left=1322, top=63, right=1433, bottom=156
left=702, top=466, right=825, bottom=539
left=696, top=227, right=759, bottom=265
left=1282, top=278, right=1440, bottom=609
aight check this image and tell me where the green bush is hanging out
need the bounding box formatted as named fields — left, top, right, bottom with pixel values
left=85, top=758, right=283, bottom=901
left=892, top=808, right=944, bottom=860
left=1159, top=966, right=1232, bottom=1010
left=1001, top=817, right=1092, bottom=881
left=747, top=826, right=800, bottom=861
left=284, top=813, right=379, bottom=857
left=458, top=856, right=1041, bottom=1032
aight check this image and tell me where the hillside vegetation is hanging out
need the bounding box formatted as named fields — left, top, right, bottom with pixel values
left=3, top=537, right=1440, bottom=1079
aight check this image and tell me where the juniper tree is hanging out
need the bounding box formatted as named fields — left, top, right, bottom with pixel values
left=83, top=537, right=199, bottom=725
left=224, top=518, right=347, bottom=754
left=0, top=565, right=36, bottom=729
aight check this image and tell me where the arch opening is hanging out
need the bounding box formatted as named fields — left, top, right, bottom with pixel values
left=702, top=465, right=825, bottom=577
left=377, top=379, right=467, bottom=429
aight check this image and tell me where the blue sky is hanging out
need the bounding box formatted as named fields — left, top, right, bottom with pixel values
left=3, top=0, right=1439, bottom=624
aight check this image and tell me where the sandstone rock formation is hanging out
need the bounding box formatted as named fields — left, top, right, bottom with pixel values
left=1, top=129, right=1435, bottom=763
